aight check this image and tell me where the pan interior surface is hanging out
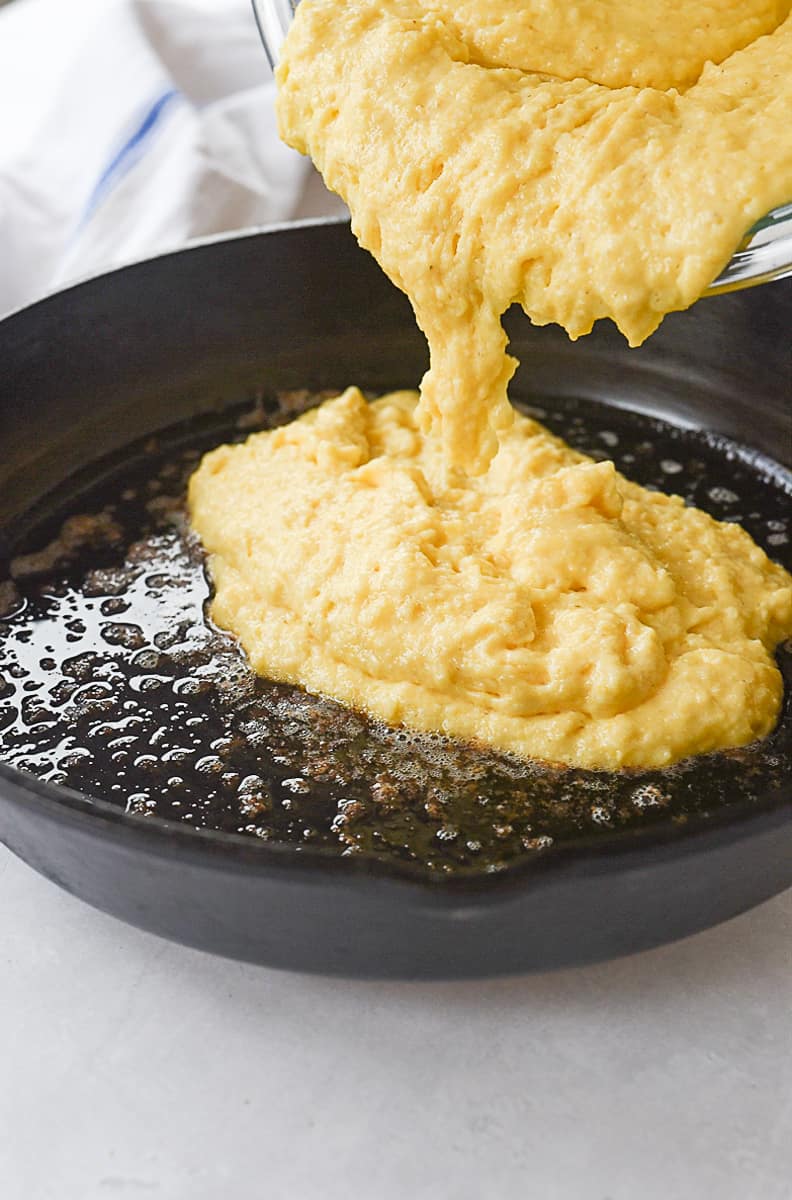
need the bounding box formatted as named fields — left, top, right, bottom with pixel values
left=1, top=387, right=789, bottom=881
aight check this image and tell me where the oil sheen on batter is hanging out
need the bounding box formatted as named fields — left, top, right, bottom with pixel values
left=189, top=391, right=792, bottom=770
left=277, top=0, right=792, bottom=472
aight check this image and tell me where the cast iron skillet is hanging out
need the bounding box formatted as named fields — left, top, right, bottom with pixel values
left=0, top=219, right=790, bottom=978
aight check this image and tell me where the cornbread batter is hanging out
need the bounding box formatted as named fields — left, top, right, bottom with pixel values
left=189, top=391, right=792, bottom=770
left=190, top=1, right=792, bottom=769
left=277, top=0, right=792, bottom=471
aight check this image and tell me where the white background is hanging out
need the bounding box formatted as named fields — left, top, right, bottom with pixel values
left=1, top=847, right=790, bottom=1200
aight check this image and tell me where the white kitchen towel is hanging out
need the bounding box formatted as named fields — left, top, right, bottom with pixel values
left=0, top=0, right=345, bottom=316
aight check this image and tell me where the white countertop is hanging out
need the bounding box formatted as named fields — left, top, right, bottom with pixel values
left=1, top=845, right=790, bottom=1200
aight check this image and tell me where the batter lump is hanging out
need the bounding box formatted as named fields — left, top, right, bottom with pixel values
left=190, top=1, right=792, bottom=768
left=278, top=0, right=792, bottom=471
left=189, top=392, right=792, bottom=769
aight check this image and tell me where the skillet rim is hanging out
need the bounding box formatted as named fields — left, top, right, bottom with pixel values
left=0, top=216, right=348, bottom=326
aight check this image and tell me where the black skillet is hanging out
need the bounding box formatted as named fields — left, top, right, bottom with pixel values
left=0, top=219, right=790, bottom=977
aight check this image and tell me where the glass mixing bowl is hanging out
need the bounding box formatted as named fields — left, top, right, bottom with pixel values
left=251, top=0, right=792, bottom=295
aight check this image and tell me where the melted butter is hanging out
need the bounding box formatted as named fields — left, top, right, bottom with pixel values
left=189, top=391, right=792, bottom=770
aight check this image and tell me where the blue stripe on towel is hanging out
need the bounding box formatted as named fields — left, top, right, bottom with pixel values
left=78, top=88, right=180, bottom=228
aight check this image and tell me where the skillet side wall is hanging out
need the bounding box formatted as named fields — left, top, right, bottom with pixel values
left=0, top=771, right=790, bottom=977
left=0, top=220, right=789, bottom=975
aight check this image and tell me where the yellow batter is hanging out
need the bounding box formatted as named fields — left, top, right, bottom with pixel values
left=189, top=1, right=792, bottom=769
left=189, top=390, right=792, bottom=770
left=277, top=0, right=792, bottom=472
